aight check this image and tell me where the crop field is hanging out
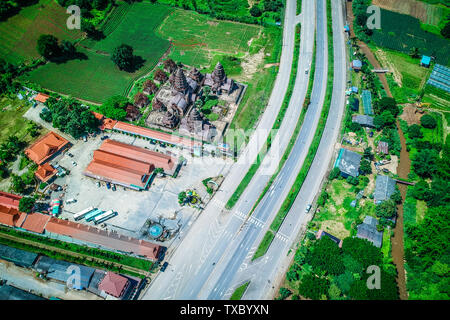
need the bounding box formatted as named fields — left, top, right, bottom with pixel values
left=157, top=9, right=262, bottom=68
left=23, top=2, right=173, bottom=104
left=0, top=0, right=82, bottom=64
left=371, top=9, right=450, bottom=66
left=372, top=0, right=449, bottom=26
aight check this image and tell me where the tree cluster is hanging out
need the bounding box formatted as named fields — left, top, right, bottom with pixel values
left=36, top=34, right=79, bottom=62
left=40, top=97, right=99, bottom=139
left=92, top=95, right=129, bottom=121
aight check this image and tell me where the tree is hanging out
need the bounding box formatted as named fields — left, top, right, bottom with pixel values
left=60, top=40, right=76, bottom=58
left=298, top=273, right=329, bottom=300
left=336, top=270, right=355, bottom=294
left=329, top=167, right=341, bottom=180
left=359, top=159, right=372, bottom=175
left=37, top=34, right=60, bottom=60
left=411, top=180, right=431, bottom=201
left=277, top=287, right=292, bottom=300
left=305, top=237, right=345, bottom=275
left=374, top=97, right=399, bottom=117
left=341, top=237, right=382, bottom=269
left=375, top=199, right=397, bottom=219
left=363, top=147, right=374, bottom=161
left=95, top=95, right=129, bottom=121
left=19, top=197, right=35, bottom=213
left=420, top=114, right=437, bottom=129
left=409, top=47, right=420, bottom=59
left=250, top=6, right=262, bottom=17
left=10, top=174, right=26, bottom=194
left=441, top=21, right=450, bottom=39
left=412, top=149, right=438, bottom=178
left=111, top=44, right=134, bottom=71
left=408, top=124, right=423, bottom=139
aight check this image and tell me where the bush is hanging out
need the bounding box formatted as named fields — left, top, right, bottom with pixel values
left=420, top=114, right=437, bottom=129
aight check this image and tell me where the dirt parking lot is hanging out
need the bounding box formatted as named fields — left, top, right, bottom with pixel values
left=49, top=131, right=234, bottom=239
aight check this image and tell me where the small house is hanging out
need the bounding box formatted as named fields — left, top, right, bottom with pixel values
left=335, top=148, right=362, bottom=178
left=356, top=216, right=383, bottom=248
left=420, top=55, right=431, bottom=68
left=377, top=141, right=389, bottom=155
left=374, top=175, right=396, bottom=204
left=352, top=115, right=374, bottom=128
left=352, top=60, right=362, bottom=71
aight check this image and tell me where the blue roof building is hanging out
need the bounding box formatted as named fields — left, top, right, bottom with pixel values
left=421, top=55, right=431, bottom=68
left=352, top=60, right=362, bottom=70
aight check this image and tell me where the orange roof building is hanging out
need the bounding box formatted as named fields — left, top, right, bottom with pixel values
left=34, top=93, right=50, bottom=104
left=113, top=121, right=202, bottom=152
left=98, top=272, right=130, bottom=298
left=25, top=131, right=70, bottom=165
left=91, top=111, right=118, bottom=131
left=0, top=205, right=26, bottom=228
left=0, top=191, right=22, bottom=210
left=44, top=218, right=161, bottom=260
left=35, top=163, right=58, bottom=182
left=84, top=139, right=176, bottom=190
left=20, top=213, right=51, bottom=234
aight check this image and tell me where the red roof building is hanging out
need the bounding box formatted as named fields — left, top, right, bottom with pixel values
left=34, top=93, right=50, bottom=104
left=25, top=132, right=70, bottom=165
left=113, top=121, right=202, bottom=151
left=44, top=218, right=161, bottom=260
left=35, top=163, right=58, bottom=182
left=20, top=213, right=51, bottom=234
left=84, top=139, right=176, bottom=190
left=0, top=191, right=22, bottom=210
left=98, top=272, right=130, bottom=298
left=91, top=112, right=118, bottom=131
left=0, top=205, right=25, bottom=228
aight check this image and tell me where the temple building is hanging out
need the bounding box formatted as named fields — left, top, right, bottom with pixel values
left=179, top=107, right=217, bottom=142
left=204, top=62, right=235, bottom=95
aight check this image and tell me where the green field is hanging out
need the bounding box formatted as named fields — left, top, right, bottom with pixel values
left=371, top=9, right=450, bottom=66
left=157, top=9, right=261, bottom=68
left=0, top=0, right=82, bottom=64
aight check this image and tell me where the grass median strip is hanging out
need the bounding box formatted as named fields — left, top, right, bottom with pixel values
left=226, top=24, right=302, bottom=210
left=230, top=281, right=250, bottom=300
left=253, top=0, right=335, bottom=260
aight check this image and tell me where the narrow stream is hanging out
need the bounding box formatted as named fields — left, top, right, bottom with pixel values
left=391, top=121, right=410, bottom=300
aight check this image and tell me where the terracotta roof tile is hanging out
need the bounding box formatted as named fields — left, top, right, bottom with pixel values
left=35, top=163, right=57, bottom=182
left=0, top=205, right=26, bottom=228
left=98, top=272, right=129, bottom=298
left=25, top=132, right=70, bottom=165
left=20, top=213, right=51, bottom=234
left=34, top=93, right=50, bottom=104
left=0, top=192, right=22, bottom=210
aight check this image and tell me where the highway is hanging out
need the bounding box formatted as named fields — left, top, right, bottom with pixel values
left=234, top=0, right=348, bottom=300
left=141, top=0, right=310, bottom=300
left=199, top=0, right=331, bottom=300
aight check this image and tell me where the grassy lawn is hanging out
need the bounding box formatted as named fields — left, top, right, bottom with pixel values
left=230, top=281, right=250, bottom=300
left=378, top=48, right=430, bottom=103
left=0, top=0, right=82, bottom=64
left=422, top=112, right=444, bottom=144
left=157, top=9, right=261, bottom=68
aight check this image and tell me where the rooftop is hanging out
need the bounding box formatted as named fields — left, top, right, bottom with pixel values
left=44, top=218, right=161, bottom=260
left=0, top=205, right=25, bottom=228
left=0, top=244, right=39, bottom=268
left=35, top=163, right=57, bottom=182
left=34, top=93, right=50, bottom=104
left=374, top=175, right=396, bottom=204
left=20, top=212, right=51, bottom=234
left=25, top=131, right=70, bottom=165
left=98, top=272, right=129, bottom=298
left=0, top=191, right=22, bottom=210
left=0, top=285, right=46, bottom=300
left=377, top=141, right=389, bottom=154
left=356, top=216, right=383, bottom=248
left=352, top=114, right=374, bottom=127
left=336, top=148, right=362, bottom=177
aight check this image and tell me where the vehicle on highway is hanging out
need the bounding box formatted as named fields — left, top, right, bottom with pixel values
left=161, top=262, right=169, bottom=272
left=305, top=204, right=312, bottom=213
left=305, top=68, right=309, bottom=74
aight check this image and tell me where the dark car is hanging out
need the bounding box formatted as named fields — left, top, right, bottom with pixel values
left=101, top=135, right=109, bottom=141
left=67, top=153, right=74, bottom=158
left=161, top=262, right=169, bottom=272
left=112, top=184, right=116, bottom=191
left=106, top=182, right=111, bottom=189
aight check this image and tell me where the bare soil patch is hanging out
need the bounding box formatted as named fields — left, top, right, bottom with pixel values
left=400, top=104, right=422, bottom=125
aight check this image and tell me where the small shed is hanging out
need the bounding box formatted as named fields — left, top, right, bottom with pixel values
left=377, top=141, right=389, bottom=154
left=352, top=60, right=362, bottom=71
left=421, top=55, right=431, bottom=68
left=352, top=115, right=374, bottom=128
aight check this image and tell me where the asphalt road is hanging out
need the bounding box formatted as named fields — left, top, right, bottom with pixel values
left=229, top=0, right=348, bottom=300
left=141, top=0, right=307, bottom=300
left=200, top=0, right=331, bottom=300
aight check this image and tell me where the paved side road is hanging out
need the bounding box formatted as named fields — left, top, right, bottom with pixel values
left=141, top=0, right=302, bottom=300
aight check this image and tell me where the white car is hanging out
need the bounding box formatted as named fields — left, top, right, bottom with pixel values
left=305, top=204, right=312, bottom=213
left=71, top=161, right=77, bottom=166
left=66, top=198, right=77, bottom=204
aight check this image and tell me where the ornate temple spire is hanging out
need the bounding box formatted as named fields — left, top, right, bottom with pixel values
left=173, top=67, right=188, bottom=93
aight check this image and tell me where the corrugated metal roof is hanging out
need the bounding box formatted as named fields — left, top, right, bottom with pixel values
left=374, top=175, right=396, bottom=203
left=0, top=244, right=38, bottom=268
